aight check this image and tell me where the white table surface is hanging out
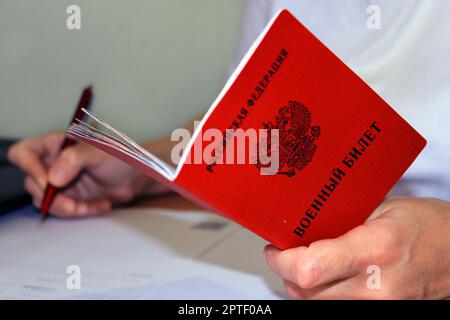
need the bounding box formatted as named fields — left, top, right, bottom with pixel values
left=0, top=195, right=287, bottom=299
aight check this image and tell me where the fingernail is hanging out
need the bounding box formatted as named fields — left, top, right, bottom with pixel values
left=76, top=203, right=88, bottom=216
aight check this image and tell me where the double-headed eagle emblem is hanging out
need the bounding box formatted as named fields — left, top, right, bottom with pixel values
left=256, top=100, right=321, bottom=177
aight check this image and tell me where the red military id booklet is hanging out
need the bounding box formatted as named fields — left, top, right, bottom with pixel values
left=68, top=10, right=426, bottom=250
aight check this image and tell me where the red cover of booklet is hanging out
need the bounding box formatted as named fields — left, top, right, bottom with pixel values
left=69, top=10, right=426, bottom=250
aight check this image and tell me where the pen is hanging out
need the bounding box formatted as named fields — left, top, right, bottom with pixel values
left=39, top=85, right=93, bottom=220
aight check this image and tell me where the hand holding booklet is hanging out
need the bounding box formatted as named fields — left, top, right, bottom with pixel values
left=68, top=10, right=426, bottom=250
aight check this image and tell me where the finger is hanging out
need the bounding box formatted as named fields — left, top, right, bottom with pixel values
left=8, top=141, right=48, bottom=188
left=264, top=226, right=375, bottom=289
left=48, top=197, right=111, bottom=218
left=283, top=280, right=303, bottom=300
left=26, top=168, right=111, bottom=218
left=74, top=199, right=112, bottom=217
left=36, top=191, right=77, bottom=218
left=24, top=176, right=44, bottom=200
left=25, top=174, right=77, bottom=217
left=283, top=275, right=371, bottom=300
left=30, top=196, right=74, bottom=218
left=47, top=143, right=93, bottom=188
left=29, top=181, right=111, bottom=218
left=283, top=279, right=351, bottom=300
left=265, top=245, right=327, bottom=289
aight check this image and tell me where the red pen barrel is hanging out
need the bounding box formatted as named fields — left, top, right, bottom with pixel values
left=40, top=184, right=57, bottom=217
left=38, top=85, right=93, bottom=219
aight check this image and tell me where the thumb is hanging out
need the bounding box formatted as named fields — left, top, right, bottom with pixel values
left=48, top=143, right=93, bottom=187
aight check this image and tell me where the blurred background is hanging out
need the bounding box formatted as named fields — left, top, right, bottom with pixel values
left=0, top=0, right=243, bottom=141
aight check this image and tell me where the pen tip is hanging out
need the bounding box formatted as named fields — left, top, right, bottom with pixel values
left=39, top=210, right=47, bottom=222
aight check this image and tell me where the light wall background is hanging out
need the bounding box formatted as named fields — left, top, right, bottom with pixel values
left=0, top=0, right=244, bottom=141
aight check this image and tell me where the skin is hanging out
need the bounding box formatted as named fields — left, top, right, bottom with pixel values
left=8, top=132, right=450, bottom=299
left=264, top=197, right=450, bottom=299
left=7, top=132, right=173, bottom=217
